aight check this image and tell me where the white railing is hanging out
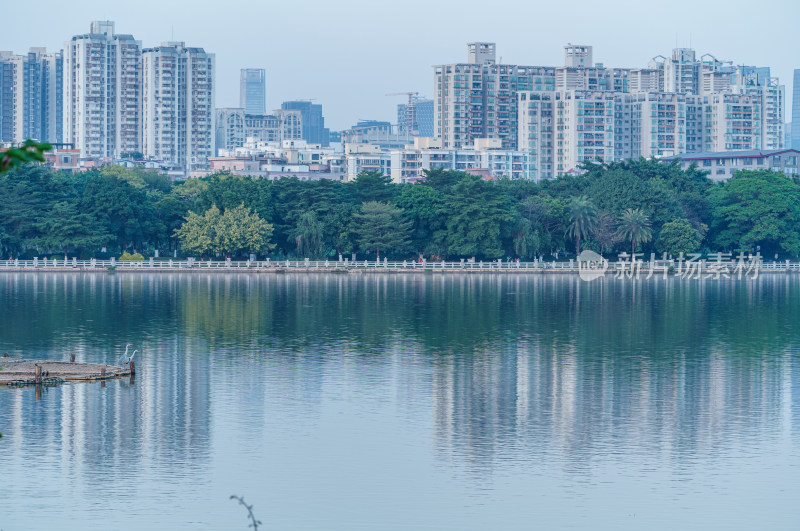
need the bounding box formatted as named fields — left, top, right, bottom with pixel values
left=1, top=257, right=799, bottom=273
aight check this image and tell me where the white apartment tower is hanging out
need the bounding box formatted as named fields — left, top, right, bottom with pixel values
left=435, top=43, right=555, bottom=150
left=655, top=48, right=701, bottom=95
left=63, top=21, right=142, bottom=158
left=142, top=42, right=215, bottom=171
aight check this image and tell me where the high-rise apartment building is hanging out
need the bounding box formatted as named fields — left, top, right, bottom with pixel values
left=434, top=43, right=550, bottom=150
left=434, top=43, right=660, bottom=150
left=0, top=48, right=62, bottom=143
left=654, top=48, right=701, bottom=94
left=733, top=68, right=783, bottom=150
left=519, top=89, right=763, bottom=181
left=792, top=70, right=800, bottom=149
left=439, top=42, right=784, bottom=177
left=614, top=92, right=688, bottom=160
left=280, top=101, right=329, bottom=146
left=702, top=93, right=762, bottom=152
left=142, top=42, right=215, bottom=171
left=64, top=21, right=142, bottom=159
left=518, top=90, right=616, bottom=180
left=240, top=68, right=266, bottom=115
left=0, top=53, right=13, bottom=141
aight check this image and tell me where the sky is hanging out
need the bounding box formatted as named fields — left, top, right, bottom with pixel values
left=4, top=0, right=798, bottom=131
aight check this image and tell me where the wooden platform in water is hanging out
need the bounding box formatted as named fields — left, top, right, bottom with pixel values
left=0, top=359, right=131, bottom=386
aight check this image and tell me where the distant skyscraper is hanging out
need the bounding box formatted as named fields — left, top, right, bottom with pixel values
left=397, top=96, right=434, bottom=137
left=64, top=21, right=142, bottom=158
left=786, top=122, right=792, bottom=150
left=0, top=48, right=62, bottom=144
left=142, top=41, right=215, bottom=171
left=792, top=70, right=800, bottom=149
left=240, top=68, right=266, bottom=115
left=281, top=100, right=329, bottom=146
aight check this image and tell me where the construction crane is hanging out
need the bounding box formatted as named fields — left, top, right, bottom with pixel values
left=386, top=92, right=420, bottom=141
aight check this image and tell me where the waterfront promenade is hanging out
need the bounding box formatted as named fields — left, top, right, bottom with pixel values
left=2, top=256, right=800, bottom=275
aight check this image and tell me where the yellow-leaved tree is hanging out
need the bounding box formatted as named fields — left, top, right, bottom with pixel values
left=175, top=203, right=274, bottom=259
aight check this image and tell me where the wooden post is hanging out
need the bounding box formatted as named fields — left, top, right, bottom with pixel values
left=100, top=367, right=106, bottom=379
left=129, top=360, right=136, bottom=376
left=35, top=364, right=42, bottom=383
left=70, top=353, right=76, bottom=363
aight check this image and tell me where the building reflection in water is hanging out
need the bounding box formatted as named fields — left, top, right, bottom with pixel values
left=1, top=272, right=798, bottom=527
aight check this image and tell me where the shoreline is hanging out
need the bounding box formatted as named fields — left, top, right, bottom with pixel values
left=0, top=266, right=796, bottom=276
left=0, top=257, right=795, bottom=276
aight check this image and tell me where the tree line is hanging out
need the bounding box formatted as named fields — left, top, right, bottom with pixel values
left=1, top=158, right=800, bottom=261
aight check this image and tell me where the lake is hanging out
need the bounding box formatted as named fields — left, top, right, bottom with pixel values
left=1, top=272, right=799, bottom=530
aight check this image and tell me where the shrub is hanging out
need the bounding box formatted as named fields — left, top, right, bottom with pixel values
left=120, top=252, right=145, bottom=261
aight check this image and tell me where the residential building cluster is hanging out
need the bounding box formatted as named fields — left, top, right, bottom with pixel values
left=435, top=43, right=786, bottom=180
left=1, top=25, right=796, bottom=182
left=3, top=21, right=215, bottom=174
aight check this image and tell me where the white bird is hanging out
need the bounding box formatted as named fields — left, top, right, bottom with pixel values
left=117, top=344, right=133, bottom=367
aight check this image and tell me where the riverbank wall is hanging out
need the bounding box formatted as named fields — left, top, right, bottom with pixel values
left=1, top=258, right=798, bottom=275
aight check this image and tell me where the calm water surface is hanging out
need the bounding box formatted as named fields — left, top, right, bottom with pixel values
left=0, top=273, right=798, bottom=530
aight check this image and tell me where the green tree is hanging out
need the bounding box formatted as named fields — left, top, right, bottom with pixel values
left=293, top=211, right=325, bottom=258
left=154, top=194, right=189, bottom=253
left=216, top=203, right=276, bottom=258
left=0, top=165, right=57, bottom=255
left=34, top=201, right=109, bottom=258
left=591, top=210, right=620, bottom=257
left=174, top=204, right=221, bottom=257
left=616, top=208, right=653, bottom=256
left=322, top=202, right=357, bottom=258
left=394, top=184, right=448, bottom=257
left=421, top=168, right=467, bottom=192
left=565, top=196, right=597, bottom=256
left=353, top=171, right=395, bottom=203
left=656, top=218, right=701, bottom=257
left=709, top=170, right=800, bottom=256
left=353, top=201, right=412, bottom=260
left=79, top=172, right=157, bottom=252
left=444, top=175, right=514, bottom=259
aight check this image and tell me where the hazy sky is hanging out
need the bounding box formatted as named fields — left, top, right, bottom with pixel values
left=4, top=0, right=798, bottom=130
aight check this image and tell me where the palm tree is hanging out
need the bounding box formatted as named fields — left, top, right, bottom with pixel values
left=565, top=196, right=597, bottom=256
left=616, top=208, right=653, bottom=256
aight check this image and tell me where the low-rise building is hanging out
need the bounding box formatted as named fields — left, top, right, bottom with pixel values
left=662, top=148, right=800, bottom=181
left=389, top=137, right=531, bottom=183
left=215, top=108, right=301, bottom=154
